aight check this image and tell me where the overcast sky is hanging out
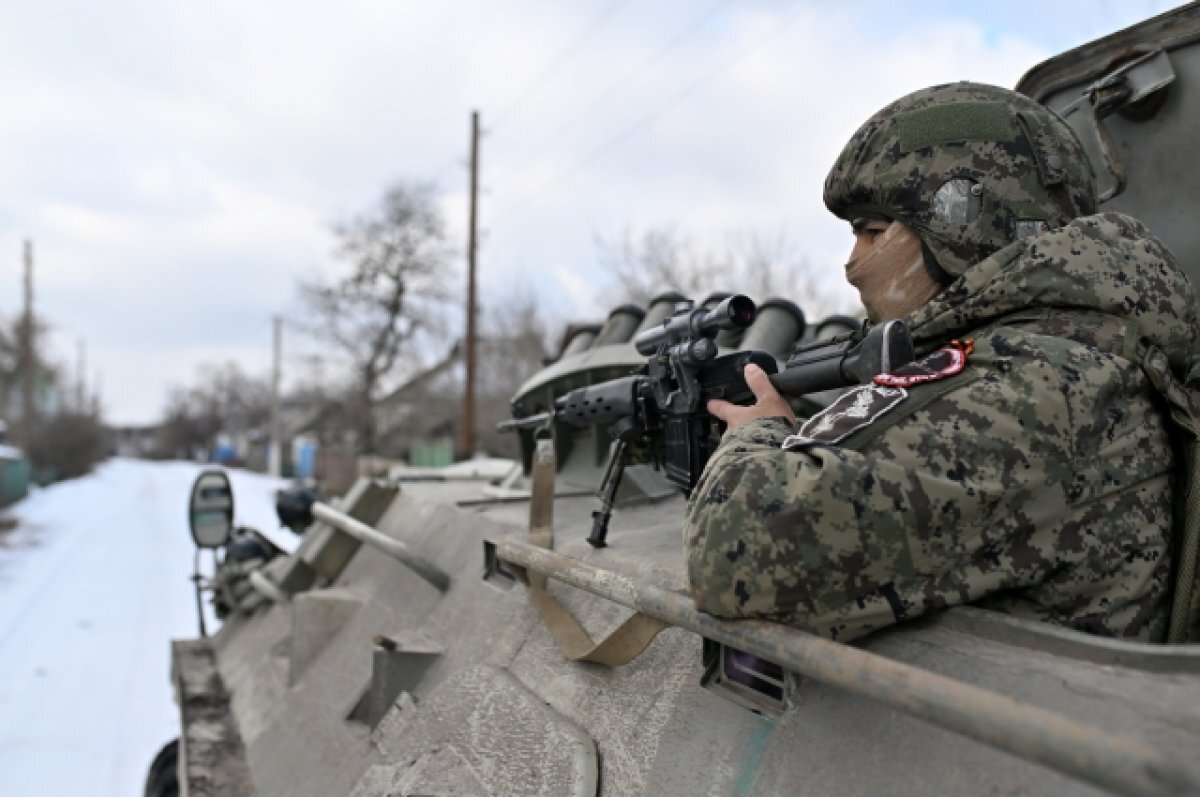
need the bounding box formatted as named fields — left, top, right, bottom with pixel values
left=0, top=0, right=1183, bottom=425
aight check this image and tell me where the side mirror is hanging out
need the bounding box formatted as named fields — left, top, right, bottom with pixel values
left=189, top=469, right=234, bottom=549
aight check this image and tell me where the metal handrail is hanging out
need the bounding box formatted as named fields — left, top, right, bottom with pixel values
left=313, top=502, right=451, bottom=592
left=492, top=537, right=1200, bottom=797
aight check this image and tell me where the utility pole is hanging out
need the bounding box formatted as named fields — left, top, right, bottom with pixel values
left=268, top=315, right=283, bottom=476
left=76, top=339, right=86, bottom=414
left=458, top=110, right=480, bottom=461
left=19, top=241, right=35, bottom=448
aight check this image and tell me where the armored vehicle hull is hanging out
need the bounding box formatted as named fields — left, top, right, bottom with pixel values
left=173, top=476, right=1200, bottom=797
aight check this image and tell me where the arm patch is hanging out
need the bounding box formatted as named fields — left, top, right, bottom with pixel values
left=782, top=385, right=908, bottom=450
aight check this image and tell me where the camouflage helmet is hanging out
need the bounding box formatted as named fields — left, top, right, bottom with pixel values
left=824, top=82, right=1097, bottom=279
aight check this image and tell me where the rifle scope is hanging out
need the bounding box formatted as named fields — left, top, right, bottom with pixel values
left=633, top=294, right=756, bottom=356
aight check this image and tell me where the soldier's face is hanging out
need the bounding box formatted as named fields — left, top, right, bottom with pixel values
left=849, top=217, right=894, bottom=263
left=844, top=219, right=940, bottom=321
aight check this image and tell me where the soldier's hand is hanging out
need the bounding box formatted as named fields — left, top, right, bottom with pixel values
left=707, top=363, right=797, bottom=431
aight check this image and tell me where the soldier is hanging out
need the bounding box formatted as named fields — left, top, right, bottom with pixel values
left=684, top=82, right=1198, bottom=643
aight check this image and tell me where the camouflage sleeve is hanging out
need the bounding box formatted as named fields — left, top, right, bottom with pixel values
left=682, top=341, right=1164, bottom=642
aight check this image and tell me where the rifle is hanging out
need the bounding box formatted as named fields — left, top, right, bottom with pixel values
left=499, top=295, right=914, bottom=547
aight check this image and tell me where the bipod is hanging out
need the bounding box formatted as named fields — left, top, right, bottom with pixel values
left=587, top=417, right=640, bottom=548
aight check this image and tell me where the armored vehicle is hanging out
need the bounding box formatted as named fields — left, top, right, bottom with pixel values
left=153, top=5, right=1200, bottom=796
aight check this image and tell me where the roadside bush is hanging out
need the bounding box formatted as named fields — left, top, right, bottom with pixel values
left=26, top=413, right=110, bottom=483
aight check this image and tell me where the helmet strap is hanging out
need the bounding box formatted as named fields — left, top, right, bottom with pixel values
left=920, top=239, right=957, bottom=286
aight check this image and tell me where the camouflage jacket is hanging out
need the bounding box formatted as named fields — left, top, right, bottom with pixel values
left=684, top=213, right=1199, bottom=642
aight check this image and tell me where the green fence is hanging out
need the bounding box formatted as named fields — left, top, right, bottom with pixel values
left=410, top=438, right=455, bottom=468
left=0, top=456, right=30, bottom=508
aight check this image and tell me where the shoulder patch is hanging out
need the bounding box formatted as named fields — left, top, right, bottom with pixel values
left=782, top=384, right=907, bottom=450
left=873, top=345, right=967, bottom=388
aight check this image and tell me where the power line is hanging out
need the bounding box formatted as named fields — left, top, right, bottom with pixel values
left=404, top=1, right=717, bottom=196
left=489, top=0, right=633, bottom=131
left=487, top=3, right=807, bottom=230
left=578, top=15, right=796, bottom=167
left=418, top=1, right=634, bottom=191
left=487, top=0, right=728, bottom=183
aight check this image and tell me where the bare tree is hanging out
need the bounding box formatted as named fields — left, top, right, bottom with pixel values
left=0, top=318, right=18, bottom=421
left=596, top=226, right=858, bottom=317
left=474, top=287, right=554, bottom=458
left=300, top=181, right=454, bottom=453
left=365, top=282, right=554, bottom=461
left=0, top=304, right=111, bottom=481
left=157, top=386, right=206, bottom=460
left=728, top=230, right=858, bottom=313
left=0, top=315, right=56, bottom=431
left=155, top=361, right=272, bottom=460
left=596, top=227, right=730, bottom=305
left=197, top=361, right=273, bottom=434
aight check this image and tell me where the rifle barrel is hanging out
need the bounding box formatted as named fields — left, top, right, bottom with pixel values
left=496, top=412, right=553, bottom=433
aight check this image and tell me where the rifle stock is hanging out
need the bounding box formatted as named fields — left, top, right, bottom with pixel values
left=770, top=319, right=913, bottom=396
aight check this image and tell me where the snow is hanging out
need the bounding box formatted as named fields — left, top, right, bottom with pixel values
left=390, top=456, right=518, bottom=482
left=0, top=458, right=288, bottom=797
left=0, top=444, right=25, bottom=460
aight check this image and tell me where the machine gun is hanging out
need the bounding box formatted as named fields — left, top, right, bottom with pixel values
left=499, top=295, right=914, bottom=547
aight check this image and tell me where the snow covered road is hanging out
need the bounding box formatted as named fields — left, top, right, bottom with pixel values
left=0, top=459, right=286, bottom=797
